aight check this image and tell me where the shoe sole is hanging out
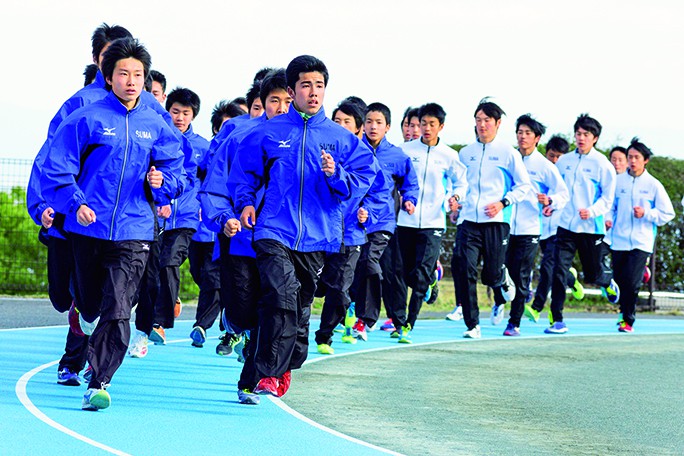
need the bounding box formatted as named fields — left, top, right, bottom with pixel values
left=129, top=350, right=148, bottom=358
left=58, top=378, right=81, bottom=387
left=148, top=332, right=165, bottom=345
left=239, top=396, right=260, bottom=405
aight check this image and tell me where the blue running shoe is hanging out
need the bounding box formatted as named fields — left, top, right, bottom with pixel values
left=503, top=323, right=520, bottom=337
left=190, top=326, right=206, bottom=348
left=57, top=367, right=81, bottom=386
left=544, top=322, right=568, bottom=334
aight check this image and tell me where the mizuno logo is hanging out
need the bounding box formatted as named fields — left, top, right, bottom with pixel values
left=278, top=140, right=291, bottom=148
left=103, top=127, right=116, bottom=136
left=469, top=156, right=476, bottom=162
left=141, top=243, right=150, bottom=252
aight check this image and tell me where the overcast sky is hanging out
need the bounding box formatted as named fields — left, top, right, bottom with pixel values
left=2, top=0, right=683, bottom=164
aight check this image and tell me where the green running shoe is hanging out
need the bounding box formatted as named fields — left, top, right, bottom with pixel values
left=398, top=325, right=412, bottom=344
left=569, top=267, right=584, bottom=300
left=317, top=343, right=334, bottom=355
left=341, top=326, right=357, bottom=344
left=524, top=305, right=540, bottom=323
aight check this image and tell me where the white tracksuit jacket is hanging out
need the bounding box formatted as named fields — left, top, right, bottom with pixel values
left=608, top=169, right=675, bottom=253
left=458, top=137, right=532, bottom=225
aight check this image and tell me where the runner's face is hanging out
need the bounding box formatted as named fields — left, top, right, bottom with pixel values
left=402, top=117, right=411, bottom=141
left=169, top=102, right=194, bottom=133
left=263, top=89, right=292, bottom=119
left=575, top=127, right=597, bottom=153
left=151, top=81, right=166, bottom=104
left=475, top=110, right=500, bottom=144
left=610, top=151, right=628, bottom=174
left=106, top=58, right=145, bottom=110
left=334, top=111, right=359, bottom=135
left=420, top=115, right=444, bottom=145
left=288, top=71, right=325, bottom=116
left=516, top=124, right=539, bottom=154
left=546, top=149, right=564, bottom=164
left=364, top=111, right=390, bottom=143
left=249, top=98, right=264, bottom=118
left=627, top=149, right=648, bottom=175
left=408, top=116, right=421, bottom=140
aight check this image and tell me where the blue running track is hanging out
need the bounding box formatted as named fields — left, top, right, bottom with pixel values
left=2, top=317, right=683, bottom=455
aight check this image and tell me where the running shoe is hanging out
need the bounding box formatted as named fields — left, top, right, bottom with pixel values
left=189, top=326, right=206, bottom=348
left=618, top=321, right=634, bottom=333
left=333, top=323, right=345, bottom=333
left=216, top=332, right=242, bottom=356
left=490, top=303, right=505, bottom=326
left=426, top=281, right=439, bottom=304
left=501, top=267, right=516, bottom=302
left=390, top=330, right=400, bottom=339
left=380, top=319, right=395, bottom=331
left=503, top=323, right=520, bottom=337
left=82, top=384, right=111, bottom=411
left=398, top=325, right=412, bottom=344
left=277, top=371, right=292, bottom=397
left=254, top=377, right=279, bottom=396
left=149, top=325, right=166, bottom=345
left=341, top=326, right=357, bottom=344
left=79, top=313, right=99, bottom=336
left=367, top=322, right=378, bottom=332
left=57, top=367, right=81, bottom=386
left=569, top=267, right=585, bottom=300
left=445, top=305, right=463, bottom=321
left=317, top=343, right=335, bottom=355
left=83, top=365, right=93, bottom=382
left=352, top=319, right=368, bottom=341
left=68, top=302, right=85, bottom=337
left=174, top=297, right=182, bottom=318
left=463, top=325, right=481, bottom=339
left=237, top=388, right=260, bottom=405
left=128, top=330, right=149, bottom=358
left=602, top=279, right=620, bottom=304
left=235, top=331, right=250, bottom=363
left=524, top=305, right=540, bottom=323
left=544, top=322, right=568, bottom=334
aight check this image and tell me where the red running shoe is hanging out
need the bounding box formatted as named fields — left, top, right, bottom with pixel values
left=68, top=302, right=85, bottom=337
left=254, top=377, right=279, bottom=396
left=277, top=371, right=292, bottom=397
left=618, top=321, right=634, bottom=333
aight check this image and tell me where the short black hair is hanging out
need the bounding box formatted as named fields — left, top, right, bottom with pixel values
left=166, top=87, right=201, bottom=118
left=83, top=63, right=98, bottom=87
left=211, top=101, right=246, bottom=136
left=401, top=106, right=414, bottom=125
left=546, top=135, right=570, bottom=154
left=366, top=102, right=391, bottom=125
left=342, top=96, right=367, bottom=114
left=253, top=67, right=276, bottom=84
left=627, top=137, right=653, bottom=160
left=516, top=114, right=547, bottom=137
left=144, top=73, right=153, bottom=92
left=286, top=55, right=329, bottom=90
left=474, top=97, right=505, bottom=120
left=231, top=96, right=247, bottom=107
left=259, top=69, right=288, bottom=107
left=418, top=103, right=446, bottom=125
left=91, top=23, right=132, bottom=62
left=150, top=70, right=166, bottom=92
left=332, top=102, right=365, bottom=130
left=246, top=81, right=262, bottom=111
left=609, top=146, right=628, bottom=160
left=574, top=113, right=602, bottom=138
left=101, top=38, right=151, bottom=90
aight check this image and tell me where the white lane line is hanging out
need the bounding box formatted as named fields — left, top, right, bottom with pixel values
left=15, top=360, right=132, bottom=456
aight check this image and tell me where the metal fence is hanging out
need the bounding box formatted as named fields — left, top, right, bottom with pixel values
left=1, top=157, right=682, bottom=311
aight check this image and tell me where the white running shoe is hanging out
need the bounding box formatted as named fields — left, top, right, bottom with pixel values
left=445, top=305, right=463, bottom=321
left=490, top=303, right=505, bottom=326
left=463, top=325, right=481, bottom=339
left=501, top=267, right=516, bottom=302
left=128, top=330, right=149, bottom=358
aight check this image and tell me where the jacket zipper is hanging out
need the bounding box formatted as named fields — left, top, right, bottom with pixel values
left=109, top=113, right=130, bottom=240
left=418, top=145, right=431, bottom=227
left=629, top=175, right=636, bottom=250
left=569, top=153, right=583, bottom=231
left=475, top=143, right=486, bottom=223
left=294, top=120, right=307, bottom=250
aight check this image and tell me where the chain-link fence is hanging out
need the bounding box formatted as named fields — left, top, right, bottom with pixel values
left=1, top=157, right=682, bottom=310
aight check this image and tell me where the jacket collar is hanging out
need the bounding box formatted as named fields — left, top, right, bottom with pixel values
left=286, top=105, right=327, bottom=126
left=104, top=90, right=142, bottom=115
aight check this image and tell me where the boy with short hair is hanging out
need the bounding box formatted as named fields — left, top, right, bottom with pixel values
left=231, top=55, right=377, bottom=397
left=546, top=114, right=619, bottom=334
left=503, top=114, right=568, bottom=336
left=41, top=37, right=185, bottom=410
left=389, top=102, right=467, bottom=342
left=350, top=102, right=419, bottom=341
left=452, top=99, right=532, bottom=339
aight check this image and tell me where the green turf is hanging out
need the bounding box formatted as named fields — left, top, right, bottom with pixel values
left=283, top=335, right=684, bottom=455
